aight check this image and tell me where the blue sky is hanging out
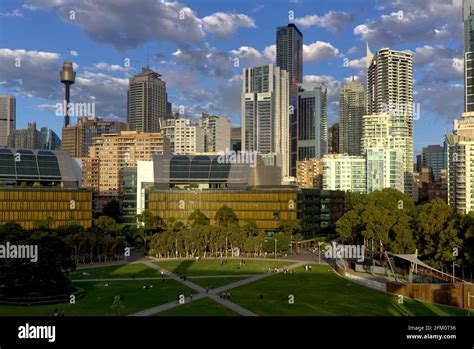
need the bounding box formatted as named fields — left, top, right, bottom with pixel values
left=0, top=0, right=464, bottom=154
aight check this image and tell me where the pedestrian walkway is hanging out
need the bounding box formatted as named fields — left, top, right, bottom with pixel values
left=128, top=260, right=308, bottom=317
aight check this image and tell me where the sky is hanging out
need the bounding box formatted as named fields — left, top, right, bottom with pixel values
left=0, top=0, right=465, bottom=155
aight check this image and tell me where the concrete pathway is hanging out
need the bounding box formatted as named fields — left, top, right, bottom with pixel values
left=128, top=259, right=308, bottom=317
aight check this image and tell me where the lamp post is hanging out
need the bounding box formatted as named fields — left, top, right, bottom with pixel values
left=318, top=241, right=322, bottom=264
left=274, top=238, right=277, bottom=260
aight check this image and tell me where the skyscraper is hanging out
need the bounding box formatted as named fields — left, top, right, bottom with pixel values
left=59, top=61, right=76, bottom=128
left=322, top=154, right=367, bottom=193
left=173, top=118, right=205, bottom=154
left=366, top=147, right=404, bottom=193
left=339, top=78, right=366, bottom=156
left=39, top=127, right=61, bottom=150
left=127, top=67, right=167, bottom=132
left=328, top=123, right=339, bottom=154
left=276, top=23, right=303, bottom=177
left=241, top=64, right=289, bottom=179
left=200, top=113, right=231, bottom=153
left=297, top=83, right=327, bottom=160
left=464, top=0, right=474, bottom=112
left=420, top=144, right=447, bottom=182
left=62, top=117, right=131, bottom=158
left=0, top=94, right=15, bottom=147
left=366, top=47, right=414, bottom=195
left=8, top=122, right=39, bottom=149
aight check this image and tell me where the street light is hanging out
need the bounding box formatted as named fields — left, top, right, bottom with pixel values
left=274, top=238, right=277, bottom=260
left=318, top=241, right=323, bottom=264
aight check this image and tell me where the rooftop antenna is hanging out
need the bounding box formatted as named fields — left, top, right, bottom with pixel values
left=147, top=45, right=149, bottom=69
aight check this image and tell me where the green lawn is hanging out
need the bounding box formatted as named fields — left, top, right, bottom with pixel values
left=0, top=279, right=194, bottom=316
left=155, top=297, right=240, bottom=316
left=153, top=259, right=294, bottom=276
left=70, top=263, right=161, bottom=280
left=189, top=277, right=249, bottom=289
left=229, top=265, right=467, bottom=316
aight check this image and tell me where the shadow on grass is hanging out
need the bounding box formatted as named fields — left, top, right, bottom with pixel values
left=173, top=260, right=195, bottom=276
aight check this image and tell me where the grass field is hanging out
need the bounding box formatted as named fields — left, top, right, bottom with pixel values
left=70, top=263, right=161, bottom=280
left=154, top=297, right=239, bottom=316
left=229, top=265, right=467, bottom=316
left=0, top=279, right=193, bottom=316
left=153, top=259, right=294, bottom=276
left=189, top=277, right=249, bottom=289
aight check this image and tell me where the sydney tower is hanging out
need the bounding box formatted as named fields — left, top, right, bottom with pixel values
left=59, top=61, right=76, bottom=128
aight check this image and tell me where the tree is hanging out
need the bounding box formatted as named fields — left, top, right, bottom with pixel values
left=102, top=199, right=122, bottom=222
left=95, top=216, right=118, bottom=235
left=345, top=191, right=367, bottom=211
left=243, top=220, right=259, bottom=237
left=215, top=205, right=238, bottom=227
left=188, top=209, right=210, bottom=227
left=136, top=210, right=164, bottom=231
left=414, top=198, right=462, bottom=270
left=277, top=220, right=300, bottom=235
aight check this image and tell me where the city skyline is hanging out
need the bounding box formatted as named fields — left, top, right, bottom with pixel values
left=0, top=0, right=465, bottom=155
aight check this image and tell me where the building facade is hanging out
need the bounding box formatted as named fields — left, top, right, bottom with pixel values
left=322, top=154, right=367, bottom=193
left=339, top=78, right=366, bottom=156
left=39, top=127, right=62, bottom=150
left=127, top=67, right=167, bottom=132
left=465, top=0, right=474, bottom=112
left=200, top=113, right=231, bottom=153
left=297, top=83, right=327, bottom=160
left=445, top=111, right=474, bottom=212
left=328, top=123, right=340, bottom=154
left=62, top=117, right=130, bottom=158
left=0, top=94, right=16, bottom=147
left=8, top=122, right=39, bottom=149
left=366, top=47, right=414, bottom=196
left=241, top=64, right=289, bottom=179
left=276, top=23, right=303, bottom=177
left=173, top=118, right=205, bottom=154
left=420, top=144, right=447, bottom=182
left=296, top=158, right=323, bottom=189
left=81, top=131, right=169, bottom=211
left=231, top=127, right=242, bottom=152
left=366, top=147, right=404, bottom=193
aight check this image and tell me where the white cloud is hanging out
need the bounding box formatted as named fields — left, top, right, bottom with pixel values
left=295, top=11, right=354, bottom=34
left=0, top=9, right=24, bottom=17
left=303, top=41, right=339, bottom=62
left=94, top=62, right=124, bottom=72
left=202, top=12, right=256, bottom=38
left=263, top=44, right=276, bottom=62
left=69, top=50, right=78, bottom=56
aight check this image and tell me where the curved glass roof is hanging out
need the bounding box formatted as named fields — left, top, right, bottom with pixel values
left=169, top=155, right=231, bottom=183
left=0, top=149, right=61, bottom=181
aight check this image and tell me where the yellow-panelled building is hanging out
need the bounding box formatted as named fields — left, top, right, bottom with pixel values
left=148, top=190, right=298, bottom=230
left=0, top=189, right=93, bottom=230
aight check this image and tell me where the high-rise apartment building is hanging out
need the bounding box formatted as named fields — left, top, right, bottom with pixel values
left=173, top=118, right=205, bottom=154
left=366, top=147, right=404, bottom=193
left=127, top=67, right=167, bottom=132
left=62, top=117, right=130, bottom=157
left=297, top=83, right=327, bottom=160
left=296, top=158, right=323, bottom=189
left=82, top=131, right=170, bottom=211
left=0, top=94, right=16, bottom=147
left=8, top=122, right=39, bottom=149
left=328, top=123, right=340, bottom=154
left=322, top=154, right=367, bottom=193
left=200, top=113, right=231, bottom=152
left=39, top=127, right=61, bottom=150
left=465, top=0, right=474, bottom=112
left=445, top=111, right=474, bottom=212
left=242, top=64, right=290, bottom=179
left=366, top=47, right=414, bottom=195
left=276, top=23, right=303, bottom=177
left=339, top=78, right=366, bottom=156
